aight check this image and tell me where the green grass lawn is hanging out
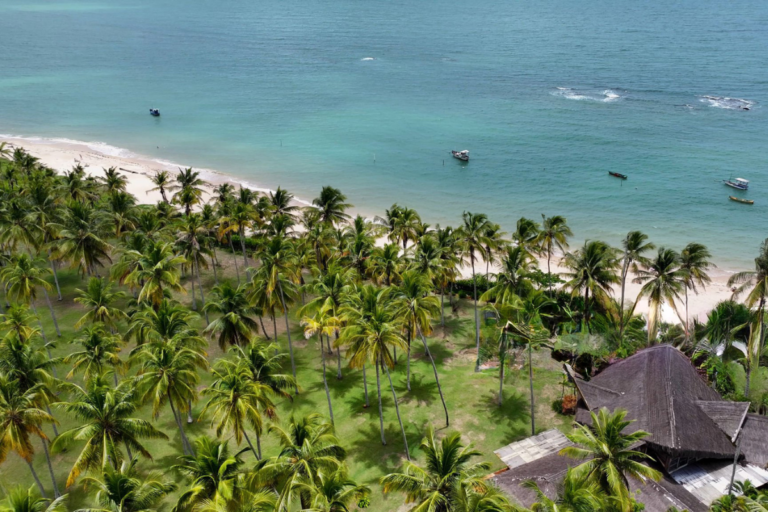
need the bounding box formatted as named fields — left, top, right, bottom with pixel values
left=0, top=250, right=571, bottom=510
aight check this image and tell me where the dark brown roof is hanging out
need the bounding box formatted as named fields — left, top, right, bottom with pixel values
left=493, top=452, right=707, bottom=512
left=739, top=413, right=768, bottom=467
left=572, top=345, right=737, bottom=459
left=695, top=401, right=749, bottom=442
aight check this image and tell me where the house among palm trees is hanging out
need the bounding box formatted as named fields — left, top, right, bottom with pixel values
left=493, top=345, right=768, bottom=511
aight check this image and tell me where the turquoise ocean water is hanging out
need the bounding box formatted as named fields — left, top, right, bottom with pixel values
left=1, top=0, right=766, bottom=268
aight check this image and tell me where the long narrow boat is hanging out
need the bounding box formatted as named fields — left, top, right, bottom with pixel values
left=609, top=171, right=627, bottom=180
left=729, top=196, right=754, bottom=205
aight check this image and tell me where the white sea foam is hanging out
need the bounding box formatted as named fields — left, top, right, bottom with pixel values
left=552, top=87, right=621, bottom=103
left=361, top=57, right=375, bottom=61
left=699, top=95, right=754, bottom=110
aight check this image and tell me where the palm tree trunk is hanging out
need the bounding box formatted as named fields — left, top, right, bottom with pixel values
left=376, top=356, right=386, bottom=445
left=584, top=287, right=590, bottom=334
left=239, top=226, right=248, bottom=268
left=48, top=250, right=62, bottom=301
left=335, top=331, right=342, bottom=380
left=31, top=303, right=56, bottom=378
left=243, top=429, right=259, bottom=459
left=415, top=321, right=449, bottom=426
left=362, top=363, right=370, bottom=408
left=189, top=264, right=197, bottom=310
left=211, top=249, right=220, bottom=286
left=41, top=438, right=60, bottom=498
left=472, top=258, right=480, bottom=372
left=619, top=259, right=629, bottom=340
left=547, top=247, right=552, bottom=295
left=45, top=405, right=58, bottom=437
left=272, top=315, right=277, bottom=343
left=440, top=287, right=445, bottom=328
left=187, top=399, right=193, bottom=423
left=24, top=458, right=47, bottom=498
left=228, top=234, right=241, bottom=285
left=384, top=362, right=410, bottom=460
left=320, top=333, right=335, bottom=424
left=685, top=286, right=690, bottom=342
left=278, top=283, right=298, bottom=395
left=125, top=442, right=133, bottom=461
left=499, top=332, right=506, bottom=406
left=195, top=256, right=209, bottom=325
left=406, top=328, right=411, bottom=391
left=113, top=370, right=119, bottom=387
left=255, top=432, right=263, bottom=459
left=529, top=342, right=535, bottom=436
left=168, top=395, right=192, bottom=455
left=258, top=316, right=270, bottom=340
left=42, top=288, right=60, bottom=336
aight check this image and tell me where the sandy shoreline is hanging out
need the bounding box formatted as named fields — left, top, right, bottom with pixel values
left=1, top=134, right=739, bottom=325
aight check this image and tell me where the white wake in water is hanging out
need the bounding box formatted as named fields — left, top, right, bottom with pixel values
left=552, top=87, right=621, bottom=102
left=699, top=95, right=754, bottom=110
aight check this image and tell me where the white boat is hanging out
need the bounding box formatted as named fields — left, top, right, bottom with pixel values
left=452, top=150, right=469, bottom=161
left=723, top=177, right=749, bottom=191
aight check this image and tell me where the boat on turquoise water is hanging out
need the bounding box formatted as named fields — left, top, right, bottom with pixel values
left=609, top=171, right=627, bottom=180
left=729, top=196, right=753, bottom=205
left=149, top=108, right=160, bottom=117
left=723, top=177, right=749, bottom=190
left=451, top=150, right=469, bottom=161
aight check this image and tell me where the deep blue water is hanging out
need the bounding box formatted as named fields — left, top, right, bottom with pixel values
left=1, top=0, right=767, bottom=267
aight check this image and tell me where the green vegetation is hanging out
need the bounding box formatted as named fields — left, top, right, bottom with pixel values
left=0, top=147, right=765, bottom=512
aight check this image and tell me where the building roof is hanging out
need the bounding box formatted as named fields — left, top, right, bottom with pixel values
left=494, top=429, right=571, bottom=470
left=739, top=413, right=768, bottom=467
left=572, top=345, right=738, bottom=459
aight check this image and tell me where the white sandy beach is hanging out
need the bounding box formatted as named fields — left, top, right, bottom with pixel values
left=1, top=134, right=738, bottom=326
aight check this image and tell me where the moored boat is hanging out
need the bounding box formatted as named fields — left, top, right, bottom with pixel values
left=729, top=196, right=753, bottom=205
left=149, top=108, right=160, bottom=117
left=451, top=150, right=469, bottom=161
left=609, top=171, right=627, bottom=180
left=723, top=177, right=749, bottom=190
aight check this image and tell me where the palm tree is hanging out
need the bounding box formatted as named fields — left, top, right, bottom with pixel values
left=269, top=187, right=298, bottom=220
left=52, top=376, right=168, bottom=487
left=368, top=243, right=405, bottom=287
left=562, top=241, right=620, bottom=332
left=0, top=304, right=40, bottom=343
left=0, top=486, right=67, bottom=512
left=453, top=483, right=519, bottom=512
left=342, top=286, right=410, bottom=458
left=434, top=226, right=460, bottom=328
left=301, top=310, right=340, bottom=424
left=251, top=236, right=299, bottom=393
left=481, top=246, right=536, bottom=304
left=392, top=269, right=449, bottom=426
left=632, top=248, right=686, bottom=345
left=0, top=377, right=60, bottom=498
left=301, top=467, right=370, bottom=512
left=457, top=211, right=491, bottom=372
left=680, top=242, right=714, bottom=341
left=77, top=458, right=175, bottom=512
left=618, top=231, right=655, bottom=341
left=171, top=168, right=209, bottom=215
left=559, top=408, right=661, bottom=512
left=203, top=282, right=260, bottom=350
left=0, top=254, right=61, bottom=338
left=219, top=195, right=257, bottom=270
left=523, top=468, right=601, bottom=512
left=200, top=359, right=277, bottom=460
left=513, top=217, right=540, bottom=252
left=74, top=277, right=128, bottom=329
left=124, top=241, right=186, bottom=309
left=258, top=413, right=346, bottom=511
left=100, top=167, right=128, bottom=193
left=148, top=170, right=172, bottom=203
left=172, top=436, right=247, bottom=512
left=313, top=186, right=351, bottom=227
left=537, top=214, right=573, bottom=294
left=482, top=222, right=506, bottom=278
left=64, top=324, right=124, bottom=384
left=55, top=201, right=112, bottom=277
left=231, top=341, right=297, bottom=401
left=26, top=179, right=64, bottom=301
left=175, top=213, right=213, bottom=317
left=381, top=426, right=492, bottom=512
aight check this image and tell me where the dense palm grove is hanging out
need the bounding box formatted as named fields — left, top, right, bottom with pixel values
left=1, top=144, right=768, bottom=512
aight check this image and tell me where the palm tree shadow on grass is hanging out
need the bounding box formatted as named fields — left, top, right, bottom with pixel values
left=479, top=389, right=530, bottom=440
left=346, top=422, right=420, bottom=474
left=420, top=340, right=453, bottom=365
left=399, top=372, right=438, bottom=406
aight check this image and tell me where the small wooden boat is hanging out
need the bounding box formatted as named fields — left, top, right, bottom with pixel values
left=609, top=171, right=627, bottom=180
left=149, top=108, right=160, bottom=117
left=729, top=196, right=753, bottom=205
left=723, top=177, right=749, bottom=190
left=451, top=150, right=469, bottom=161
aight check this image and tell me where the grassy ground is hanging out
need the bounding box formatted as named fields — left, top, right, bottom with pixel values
left=0, top=249, right=571, bottom=510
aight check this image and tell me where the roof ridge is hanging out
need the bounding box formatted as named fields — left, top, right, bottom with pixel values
left=577, top=380, right=623, bottom=396
left=666, top=348, right=678, bottom=449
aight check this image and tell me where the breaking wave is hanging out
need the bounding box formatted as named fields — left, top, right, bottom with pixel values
left=699, top=95, right=754, bottom=110
left=552, top=87, right=621, bottom=103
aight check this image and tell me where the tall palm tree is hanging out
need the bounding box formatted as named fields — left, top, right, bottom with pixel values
left=482, top=222, right=506, bottom=278
left=54, top=201, right=112, bottom=277
left=453, top=483, right=519, bottom=512
left=537, top=214, right=573, bottom=295
left=632, top=248, right=686, bottom=345
left=175, top=214, right=212, bottom=315
left=231, top=341, right=297, bottom=401
left=680, top=242, right=714, bottom=341
left=26, top=179, right=64, bottom=301
left=343, top=286, right=410, bottom=458
left=257, top=413, right=346, bottom=511
left=203, top=282, right=260, bottom=350
left=618, top=231, right=655, bottom=341
left=513, top=217, right=540, bottom=253
left=562, top=241, right=620, bottom=332
left=560, top=408, right=661, bottom=512
left=64, top=324, right=124, bottom=384
left=301, top=310, right=340, bottom=424
left=171, top=168, right=209, bottom=216
left=392, top=269, right=449, bottom=426
left=251, top=236, right=299, bottom=393
left=219, top=196, right=257, bottom=270
left=52, top=376, right=168, bottom=487
left=74, top=277, right=128, bottom=330
left=434, top=226, right=460, bottom=328
left=300, top=467, right=370, bottom=512
left=100, top=167, right=128, bottom=193
left=269, top=187, right=298, bottom=220
left=381, top=426, right=492, bottom=512
left=0, top=486, right=67, bottom=512
left=124, top=241, right=186, bottom=309
left=0, top=377, right=60, bottom=498
left=148, top=170, right=172, bottom=203
left=312, top=186, right=351, bottom=227
left=523, top=468, right=601, bottom=512
left=200, top=360, right=277, bottom=460
left=481, top=246, right=536, bottom=304
left=457, top=212, right=491, bottom=372
left=0, top=254, right=61, bottom=338
left=0, top=304, right=40, bottom=343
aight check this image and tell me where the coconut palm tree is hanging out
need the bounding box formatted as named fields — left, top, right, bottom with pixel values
left=313, top=186, right=351, bottom=227
left=523, top=468, right=602, bottom=512
left=457, top=211, right=491, bottom=372
left=680, top=242, right=714, bottom=341
left=124, top=241, right=186, bottom=309
left=562, top=241, right=620, bottom=332
left=392, top=269, right=449, bottom=426
left=219, top=195, right=257, bottom=270
left=171, top=168, right=209, bottom=216
left=453, top=483, right=519, bottom=512
left=74, top=277, right=128, bottom=330
left=231, top=341, right=297, bottom=401
left=148, top=170, right=172, bottom=203
left=513, top=217, right=540, bottom=253
left=77, top=457, right=175, bottom=512
left=0, top=486, right=67, bottom=512
left=482, top=222, right=506, bottom=278
left=0, top=305, right=41, bottom=345
left=26, top=179, right=64, bottom=301
left=301, top=310, right=340, bottom=424
left=200, top=360, right=277, bottom=460
left=0, top=254, right=61, bottom=338
left=52, top=376, right=168, bottom=487
left=632, top=248, right=686, bottom=345
left=300, top=467, right=370, bottom=512
left=0, top=377, right=60, bottom=498
left=481, top=246, right=536, bottom=304
left=537, top=214, right=573, bottom=295
left=64, top=324, right=125, bottom=384
left=174, top=214, right=212, bottom=315
left=100, top=167, right=128, bottom=194
left=54, top=200, right=112, bottom=277
left=381, top=426, right=492, bottom=512
left=269, top=187, right=298, bottom=220
left=257, top=413, right=346, bottom=511
left=203, top=282, right=260, bottom=350
left=559, top=408, right=661, bottom=512
left=618, top=231, right=655, bottom=341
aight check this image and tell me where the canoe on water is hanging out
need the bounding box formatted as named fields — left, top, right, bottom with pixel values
left=609, top=171, right=627, bottom=180
left=729, top=196, right=754, bottom=205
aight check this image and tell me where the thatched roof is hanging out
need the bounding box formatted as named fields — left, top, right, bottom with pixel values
left=739, top=413, right=768, bottom=466
left=572, top=345, right=738, bottom=460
